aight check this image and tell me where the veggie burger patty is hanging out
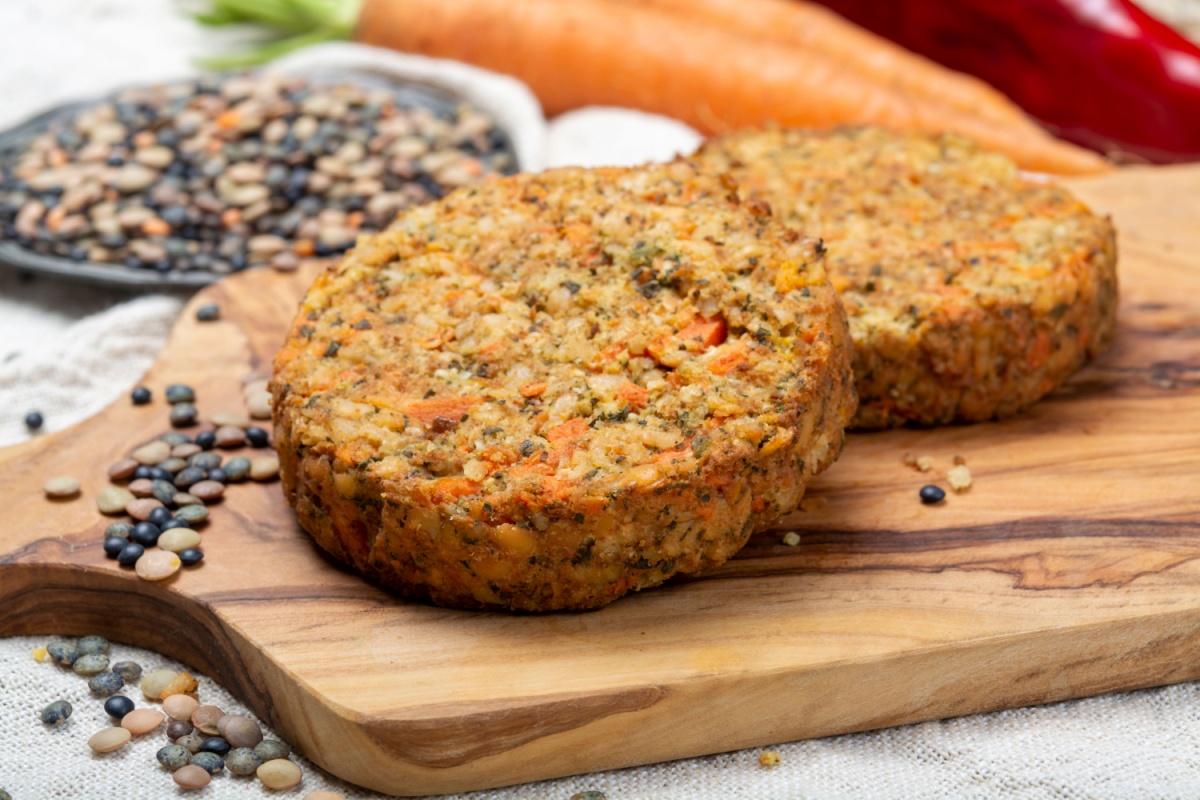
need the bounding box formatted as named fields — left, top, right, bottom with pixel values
left=271, top=162, right=856, bottom=611
left=689, top=126, right=1118, bottom=429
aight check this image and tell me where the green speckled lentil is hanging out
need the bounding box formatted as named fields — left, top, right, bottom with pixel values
left=105, top=522, right=135, bottom=539
left=47, top=641, right=80, bottom=666
left=166, top=385, right=197, bottom=405
left=40, top=699, right=72, bottom=725
left=156, top=458, right=189, bottom=474
left=570, top=793, right=607, bottom=800
left=78, top=635, right=109, bottom=656
left=174, top=504, right=210, bottom=524
left=188, top=452, right=222, bottom=471
left=0, top=788, right=11, bottom=800
left=170, top=403, right=199, bottom=428
left=172, top=492, right=202, bottom=507
left=151, top=479, right=178, bottom=504
left=160, top=432, right=192, bottom=446
left=157, top=744, right=192, bottom=771
left=223, top=456, right=251, bottom=482
left=112, top=660, right=143, bottom=684
left=190, top=751, right=224, bottom=774
left=176, top=731, right=206, bottom=753
left=253, top=739, right=290, bottom=761
left=72, top=653, right=110, bottom=676
left=88, top=671, right=126, bottom=696
left=226, top=747, right=263, bottom=776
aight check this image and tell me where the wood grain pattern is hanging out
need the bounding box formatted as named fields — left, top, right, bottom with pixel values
left=2, top=165, right=1200, bottom=795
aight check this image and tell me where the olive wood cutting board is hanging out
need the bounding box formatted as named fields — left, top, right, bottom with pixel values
left=2, top=164, right=1200, bottom=796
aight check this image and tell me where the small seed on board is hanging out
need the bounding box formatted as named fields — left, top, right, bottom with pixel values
left=43, top=475, right=81, bottom=498
left=136, top=549, right=182, bottom=581
left=96, top=487, right=135, bottom=515
left=88, top=726, right=132, bottom=753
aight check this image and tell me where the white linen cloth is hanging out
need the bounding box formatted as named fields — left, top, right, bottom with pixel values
left=4, top=1, right=1200, bottom=798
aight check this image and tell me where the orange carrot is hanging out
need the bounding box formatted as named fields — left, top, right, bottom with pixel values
left=675, top=317, right=728, bottom=350
left=616, top=0, right=1035, bottom=130
left=545, top=417, right=590, bottom=445
left=428, top=477, right=482, bottom=503
left=616, top=380, right=649, bottom=410
left=404, top=396, right=483, bottom=426
left=354, top=0, right=1110, bottom=174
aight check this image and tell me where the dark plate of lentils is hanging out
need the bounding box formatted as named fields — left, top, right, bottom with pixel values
left=0, top=69, right=519, bottom=288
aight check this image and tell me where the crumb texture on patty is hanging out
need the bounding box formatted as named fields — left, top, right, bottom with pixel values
left=690, top=126, right=1119, bottom=429
left=271, top=162, right=856, bottom=611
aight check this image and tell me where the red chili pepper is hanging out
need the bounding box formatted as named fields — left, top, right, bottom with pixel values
left=807, top=0, right=1200, bottom=163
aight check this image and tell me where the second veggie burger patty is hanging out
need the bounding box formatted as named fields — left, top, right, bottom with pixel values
left=690, top=127, right=1118, bottom=429
left=272, top=162, right=856, bottom=611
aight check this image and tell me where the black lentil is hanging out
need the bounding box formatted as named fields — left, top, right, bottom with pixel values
left=195, top=303, right=221, bottom=322
left=132, top=465, right=154, bottom=481
left=206, top=467, right=227, bottom=484
left=178, top=548, right=205, bottom=567
left=167, top=719, right=195, bottom=739
left=117, top=541, right=145, bottom=566
left=919, top=485, right=947, bottom=504
left=131, top=386, right=153, bottom=405
left=244, top=426, right=270, bottom=447
left=157, top=744, right=193, bottom=771
left=160, top=518, right=191, bottom=532
left=104, top=695, right=136, bottom=720
left=131, top=522, right=161, bottom=547
left=148, top=506, right=173, bottom=526
left=88, top=671, right=126, bottom=697
left=103, top=536, right=128, bottom=558
left=24, top=411, right=44, bottom=430
left=199, top=736, right=232, bottom=756
left=40, top=699, right=72, bottom=725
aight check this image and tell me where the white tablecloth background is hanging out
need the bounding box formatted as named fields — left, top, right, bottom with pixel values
left=4, top=1, right=1200, bottom=797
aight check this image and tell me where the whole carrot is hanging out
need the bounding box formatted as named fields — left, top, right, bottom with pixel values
left=355, top=0, right=1109, bottom=174
left=615, top=0, right=1036, bottom=130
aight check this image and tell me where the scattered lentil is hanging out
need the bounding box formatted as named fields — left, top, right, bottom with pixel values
left=158, top=528, right=202, bottom=553
left=212, top=411, right=251, bottom=428
left=170, top=403, right=199, bottom=428
left=919, top=485, right=947, bottom=504
left=141, top=669, right=179, bottom=700
left=245, top=426, right=270, bottom=447
left=254, top=739, right=290, bottom=761
left=167, top=719, right=195, bottom=739
left=105, top=521, right=135, bottom=539
left=107, top=458, right=140, bottom=481
left=222, top=456, right=251, bottom=482
left=128, top=478, right=155, bottom=497
left=72, top=653, right=110, bottom=676
left=249, top=455, right=280, bottom=481
left=158, top=743, right=193, bottom=770
left=195, top=303, right=221, bottom=322
left=214, top=425, right=246, bottom=448
left=222, top=715, right=263, bottom=748
left=156, top=457, right=188, bottom=474
left=96, top=486, right=135, bottom=515
left=122, top=708, right=166, bottom=736
left=130, top=522, right=161, bottom=547
left=126, top=497, right=164, bottom=521
left=172, top=492, right=202, bottom=507
left=192, top=705, right=225, bottom=735
left=174, top=504, right=210, bottom=524
left=227, top=746, right=264, bottom=775
left=200, top=736, right=232, bottom=756
left=194, top=431, right=217, bottom=450
left=176, top=731, right=207, bottom=753
left=246, top=390, right=272, bottom=420
left=131, top=386, right=152, bottom=405
left=47, top=641, right=81, bottom=666
left=88, top=671, right=126, bottom=697
left=136, top=549, right=182, bottom=581
left=43, top=475, right=81, bottom=498
left=188, top=451, right=222, bottom=471
left=132, top=440, right=171, bottom=465
left=178, top=548, right=205, bottom=566
left=190, top=750, right=225, bottom=775
left=117, top=541, right=145, bottom=566
left=172, top=443, right=202, bottom=459
left=188, top=480, right=225, bottom=502
left=148, top=506, right=173, bottom=526
left=88, top=726, right=132, bottom=753
left=102, top=537, right=127, bottom=558
left=173, top=466, right=206, bottom=489
left=164, top=693, right=200, bottom=721
left=104, top=695, right=135, bottom=720
left=112, top=660, right=143, bottom=684
left=174, top=764, right=212, bottom=789
left=160, top=432, right=192, bottom=446
left=206, top=468, right=228, bottom=484
left=257, top=758, right=302, bottom=790
left=302, top=793, right=348, bottom=800
left=165, top=384, right=196, bottom=404
left=24, top=411, right=44, bottom=430
left=79, top=635, right=109, bottom=655
left=40, top=699, right=72, bottom=725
